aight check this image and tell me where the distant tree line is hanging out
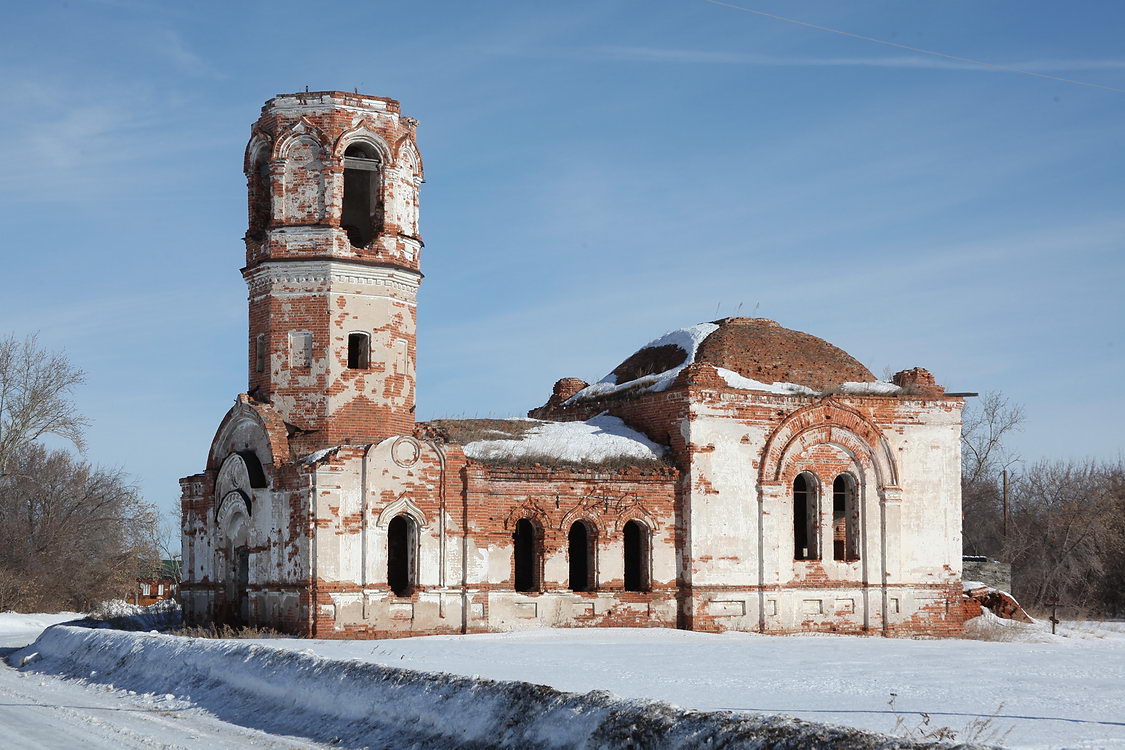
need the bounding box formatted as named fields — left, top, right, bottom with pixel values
left=0, top=334, right=161, bottom=612
left=961, top=392, right=1125, bottom=617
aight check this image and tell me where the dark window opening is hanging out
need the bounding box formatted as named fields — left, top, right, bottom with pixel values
left=513, top=518, right=540, bottom=592
left=387, top=514, right=416, bottom=597
left=347, top=332, right=370, bottom=369
left=249, top=156, right=271, bottom=242
left=255, top=334, right=266, bottom=374
left=793, top=473, right=819, bottom=560
left=623, top=519, right=650, bottom=592
left=568, top=521, right=595, bottom=592
left=833, top=474, right=860, bottom=562
left=342, top=143, right=382, bottom=248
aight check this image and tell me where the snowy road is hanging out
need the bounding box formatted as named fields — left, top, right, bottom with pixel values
left=0, top=615, right=322, bottom=749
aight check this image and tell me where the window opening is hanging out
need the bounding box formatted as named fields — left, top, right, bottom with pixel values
left=249, top=155, right=270, bottom=241
left=255, top=334, right=267, bottom=373
left=833, top=475, right=860, bottom=561
left=513, top=518, right=540, bottom=592
left=623, top=519, right=650, bottom=592
left=568, top=521, right=595, bottom=592
left=342, top=143, right=382, bottom=248
left=347, top=332, right=370, bottom=369
left=387, top=514, right=417, bottom=597
left=793, top=473, right=819, bottom=560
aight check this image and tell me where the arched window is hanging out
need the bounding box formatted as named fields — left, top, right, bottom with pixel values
left=568, top=520, right=596, bottom=592
left=342, top=142, right=382, bottom=248
left=623, top=519, right=650, bottom=592
left=387, top=514, right=417, bottom=597
left=248, top=153, right=271, bottom=241
left=793, top=473, right=819, bottom=561
left=512, top=518, right=540, bottom=592
left=347, top=332, right=370, bottom=369
left=833, top=474, right=860, bottom=561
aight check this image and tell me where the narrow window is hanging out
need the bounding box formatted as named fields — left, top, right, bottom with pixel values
left=342, top=143, right=382, bottom=248
left=513, top=518, right=540, bottom=592
left=347, top=332, right=370, bottom=369
left=387, top=514, right=417, bottom=597
left=255, top=334, right=267, bottom=373
left=833, top=474, right=860, bottom=561
left=249, top=154, right=271, bottom=241
left=568, top=521, right=596, bottom=592
left=289, top=331, right=312, bottom=369
left=623, top=519, right=650, bottom=592
left=793, top=473, right=819, bottom=560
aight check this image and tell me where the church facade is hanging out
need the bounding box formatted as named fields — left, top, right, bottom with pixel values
left=180, top=91, right=971, bottom=638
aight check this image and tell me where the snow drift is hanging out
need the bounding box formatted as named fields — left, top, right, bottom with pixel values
left=10, top=625, right=969, bottom=749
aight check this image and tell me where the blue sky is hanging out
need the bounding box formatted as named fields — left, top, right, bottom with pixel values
left=1, top=0, right=1122, bottom=531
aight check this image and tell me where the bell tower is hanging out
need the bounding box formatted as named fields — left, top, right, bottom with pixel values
left=242, top=91, right=424, bottom=454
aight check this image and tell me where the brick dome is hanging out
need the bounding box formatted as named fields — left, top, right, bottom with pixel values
left=693, top=317, right=875, bottom=391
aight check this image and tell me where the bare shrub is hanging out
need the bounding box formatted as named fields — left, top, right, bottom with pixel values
left=171, top=624, right=294, bottom=639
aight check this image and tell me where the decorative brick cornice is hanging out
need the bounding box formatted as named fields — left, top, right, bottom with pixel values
left=244, top=259, right=421, bottom=297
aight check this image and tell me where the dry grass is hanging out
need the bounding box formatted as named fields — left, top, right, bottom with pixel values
left=170, top=624, right=295, bottom=639
left=481, top=452, right=672, bottom=473
left=420, top=418, right=537, bottom=445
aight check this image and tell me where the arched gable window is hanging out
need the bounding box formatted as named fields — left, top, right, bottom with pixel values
left=568, top=520, right=596, bottom=592
left=347, top=332, right=370, bottom=369
left=512, top=518, right=541, bottom=592
left=793, top=473, right=820, bottom=561
left=387, top=514, right=417, bottom=597
left=623, top=519, right=650, bottom=592
left=833, top=474, right=860, bottom=561
left=342, top=142, right=382, bottom=248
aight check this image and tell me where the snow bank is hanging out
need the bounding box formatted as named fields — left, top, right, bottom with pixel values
left=566, top=322, right=719, bottom=402
left=464, top=414, right=667, bottom=464
left=10, top=626, right=950, bottom=749
left=89, top=598, right=181, bottom=631
left=0, top=611, right=85, bottom=637
left=963, top=609, right=1055, bottom=643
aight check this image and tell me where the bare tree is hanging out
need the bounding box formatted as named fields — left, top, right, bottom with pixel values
left=0, top=334, right=88, bottom=476
left=960, top=392, right=1025, bottom=557
left=1004, top=459, right=1125, bottom=615
left=961, top=391, right=1025, bottom=485
left=0, top=444, right=161, bottom=611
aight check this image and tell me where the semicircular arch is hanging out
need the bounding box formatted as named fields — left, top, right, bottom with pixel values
left=761, top=400, right=898, bottom=487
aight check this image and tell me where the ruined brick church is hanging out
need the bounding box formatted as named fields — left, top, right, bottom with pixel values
left=180, top=91, right=969, bottom=638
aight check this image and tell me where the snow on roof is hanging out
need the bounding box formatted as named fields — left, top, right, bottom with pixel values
left=714, top=367, right=818, bottom=396
left=565, top=321, right=902, bottom=402
left=835, top=381, right=902, bottom=396
left=566, top=322, right=720, bottom=403
left=463, top=414, right=667, bottom=466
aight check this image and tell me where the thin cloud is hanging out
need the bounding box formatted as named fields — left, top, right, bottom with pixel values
left=487, top=44, right=1125, bottom=74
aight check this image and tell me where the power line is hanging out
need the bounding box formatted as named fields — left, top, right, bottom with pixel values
left=699, top=0, right=1125, bottom=94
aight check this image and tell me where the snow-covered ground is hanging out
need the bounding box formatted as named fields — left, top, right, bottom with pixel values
left=251, top=621, right=1125, bottom=749
left=0, top=612, right=322, bottom=748
left=4, top=611, right=1124, bottom=748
